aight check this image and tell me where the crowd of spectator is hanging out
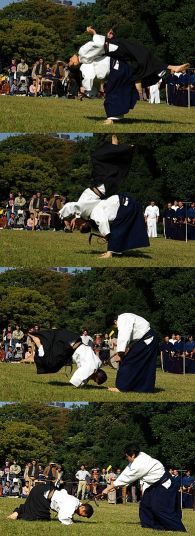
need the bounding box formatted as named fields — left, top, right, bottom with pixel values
left=0, top=193, right=195, bottom=240
left=0, top=458, right=194, bottom=508
left=0, top=56, right=103, bottom=99
left=166, top=70, right=195, bottom=106
left=160, top=334, right=195, bottom=374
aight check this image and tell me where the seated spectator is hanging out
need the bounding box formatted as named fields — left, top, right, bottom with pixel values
left=12, top=325, right=24, bottom=347
left=44, top=462, right=58, bottom=482
left=5, top=346, right=14, bottom=362
left=7, top=213, right=16, bottom=228
left=3, top=481, right=11, bottom=496
left=45, top=63, right=53, bottom=80
left=16, top=58, right=29, bottom=80
left=26, top=213, right=39, bottom=230
left=14, top=343, right=23, bottom=361
left=22, top=481, right=31, bottom=498
left=0, top=78, right=10, bottom=95
left=81, top=329, right=94, bottom=347
left=23, top=346, right=35, bottom=363
left=29, top=80, right=41, bottom=97
left=17, top=77, right=28, bottom=95
left=0, top=343, right=6, bottom=362
left=10, top=79, right=18, bottom=95
left=15, top=209, right=25, bottom=228
left=14, top=192, right=26, bottom=214
left=9, top=460, right=21, bottom=480
left=10, top=478, right=21, bottom=497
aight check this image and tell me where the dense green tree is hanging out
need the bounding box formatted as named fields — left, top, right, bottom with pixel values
left=0, top=420, right=55, bottom=465
left=0, top=285, right=57, bottom=329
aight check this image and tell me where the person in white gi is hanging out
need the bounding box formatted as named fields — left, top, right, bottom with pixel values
left=149, top=79, right=162, bottom=103
left=102, top=444, right=186, bottom=531
left=144, top=201, right=159, bottom=237
left=8, top=485, right=94, bottom=524
left=76, top=464, right=91, bottom=500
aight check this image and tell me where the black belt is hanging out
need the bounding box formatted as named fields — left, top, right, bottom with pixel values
left=90, top=186, right=106, bottom=199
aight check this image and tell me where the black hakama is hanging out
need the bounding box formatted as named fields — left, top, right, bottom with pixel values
left=140, top=472, right=186, bottom=531
left=33, top=328, right=80, bottom=374
left=105, top=38, right=167, bottom=87
left=104, top=59, right=138, bottom=118
left=115, top=328, right=158, bottom=392
left=14, top=484, right=51, bottom=521
left=91, top=142, right=133, bottom=196
left=108, top=195, right=149, bottom=253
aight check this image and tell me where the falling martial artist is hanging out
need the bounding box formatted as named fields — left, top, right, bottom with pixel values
left=69, top=26, right=189, bottom=124
left=59, top=135, right=134, bottom=222
left=7, top=483, right=94, bottom=524
left=107, top=313, right=158, bottom=392
left=29, top=328, right=107, bottom=387
left=103, top=444, right=186, bottom=532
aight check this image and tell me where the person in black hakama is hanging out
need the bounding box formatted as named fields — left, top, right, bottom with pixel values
left=7, top=483, right=93, bottom=524
left=106, top=313, right=158, bottom=393
left=170, top=334, right=184, bottom=374
left=162, top=203, right=175, bottom=239
left=80, top=194, right=149, bottom=258
left=103, top=445, right=186, bottom=532
left=185, top=336, right=195, bottom=374
left=160, top=336, right=174, bottom=372
left=59, top=136, right=134, bottom=224
left=29, top=328, right=107, bottom=386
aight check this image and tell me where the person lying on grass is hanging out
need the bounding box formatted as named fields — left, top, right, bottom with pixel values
left=29, top=328, right=107, bottom=388
left=7, top=483, right=94, bottom=525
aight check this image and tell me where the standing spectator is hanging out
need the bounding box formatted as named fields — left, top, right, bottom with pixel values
left=33, top=192, right=44, bottom=217
left=29, top=194, right=37, bottom=213
left=81, top=329, right=94, bottom=347
left=2, top=461, right=10, bottom=484
left=12, top=325, right=24, bottom=348
left=6, top=193, right=15, bottom=219
left=16, top=58, right=28, bottom=80
left=8, top=58, right=17, bottom=85
left=48, top=194, right=63, bottom=231
left=76, top=464, right=91, bottom=500
left=44, top=462, right=58, bottom=482
left=144, top=200, right=159, bottom=237
left=27, top=460, right=39, bottom=487
left=149, top=79, right=162, bottom=103
left=52, top=60, right=66, bottom=97
left=3, top=325, right=13, bottom=352
left=35, top=58, right=46, bottom=95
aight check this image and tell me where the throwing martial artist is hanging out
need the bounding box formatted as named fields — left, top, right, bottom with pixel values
left=103, top=444, right=186, bottom=532
left=59, top=135, right=134, bottom=223
left=79, top=194, right=149, bottom=258
left=107, top=312, right=158, bottom=392
left=7, top=483, right=94, bottom=525
left=69, top=26, right=189, bottom=124
left=29, top=328, right=107, bottom=387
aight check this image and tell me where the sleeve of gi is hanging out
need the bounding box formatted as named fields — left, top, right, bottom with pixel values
left=117, top=314, right=134, bottom=352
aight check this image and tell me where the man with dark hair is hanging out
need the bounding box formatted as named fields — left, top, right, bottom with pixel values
left=29, top=328, right=107, bottom=388
left=7, top=483, right=94, bottom=524
left=103, top=445, right=186, bottom=531
left=107, top=313, right=158, bottom=392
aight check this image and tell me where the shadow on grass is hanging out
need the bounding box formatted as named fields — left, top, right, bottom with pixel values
left=86, top=116, right=187, bottom=125
left=47, top=381, right=108, bottom=390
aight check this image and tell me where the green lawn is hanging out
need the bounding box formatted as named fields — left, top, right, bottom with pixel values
left=0, top=363, right=195, bottom=403
left=0, top=97, right=194, bottom=132
left=0, top=499, right=194, bottom=536
left=0, top=230, right=194, bottom=267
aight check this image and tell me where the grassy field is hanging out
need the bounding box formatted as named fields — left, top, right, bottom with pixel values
left=0, top=363, right=195, bottom=403
left=0, top=230, right=194, bottom=267
left=0, top=499, right=194, bottom=536
left=0, top=97, right=194, bottom=133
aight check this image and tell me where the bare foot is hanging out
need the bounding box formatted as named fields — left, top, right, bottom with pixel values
left=107, top=387, right=120, bottom=392
left=99, top=252, right=113, bottom=258
left=112, top=134, right=119, bottom=145
left=7, top=513, right=18, bottom=520
left=135, top=81, right=142, bottom=96
left=168, top=63, right=190, bottom=73
left=103, top=119, right=114, bottom=125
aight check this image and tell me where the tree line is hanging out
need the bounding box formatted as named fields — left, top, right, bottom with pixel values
left=0, top=134, right=194, bottom=207
left=0, top=268, right=194, bottom=336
